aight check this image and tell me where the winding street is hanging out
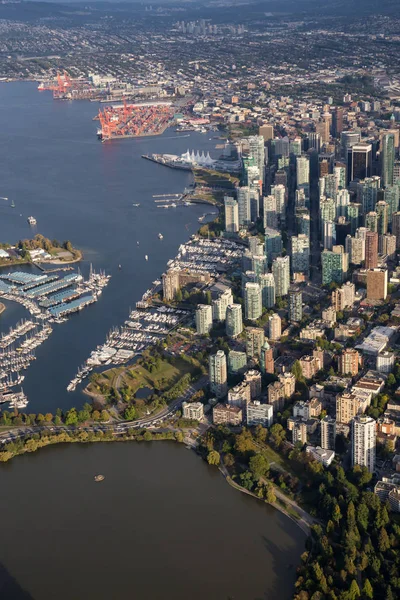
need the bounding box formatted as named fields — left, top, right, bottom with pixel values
left=0, top=376, right=208, bottom=445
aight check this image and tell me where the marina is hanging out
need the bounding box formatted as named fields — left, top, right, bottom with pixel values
left=67, top=305, right=189, bottom=391
left=0, top=266, right=110, bottom=392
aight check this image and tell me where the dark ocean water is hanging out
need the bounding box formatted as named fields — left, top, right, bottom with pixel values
left=0, top=81, right=216, bottom=413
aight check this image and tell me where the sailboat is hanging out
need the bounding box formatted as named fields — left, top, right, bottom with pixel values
left=145, top=255, right=148, bottom=261
left=10, top=199, right=15, bottom=208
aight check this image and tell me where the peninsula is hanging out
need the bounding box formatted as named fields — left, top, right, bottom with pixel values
left=0, top=235, right=82, bottom=267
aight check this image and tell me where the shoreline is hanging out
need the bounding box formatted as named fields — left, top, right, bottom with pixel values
left=0, top=430, right=311, bottom=537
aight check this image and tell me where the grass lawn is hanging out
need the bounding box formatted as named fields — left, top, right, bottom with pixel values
left=88, top=357, right=197, bottom=398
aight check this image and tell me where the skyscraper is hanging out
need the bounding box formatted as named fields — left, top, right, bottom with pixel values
left=260, top=341, right=274, bottom=374
left=246, top=327, right=265, bottom=358
left=237, top=186, right=251, bottom=227
left=365, top=231, right=378, bottom=269
left=289, top=290, right=302, bottom=323
left=365, top=211, right=378, bottom=233
left=224, top=196, right=239, bottom=233
left=268, top=313, right=282, bottom=341
left=332, top=107, right=343, bottom=138
left=321, top=248, right=347, bottom=286
left=259, top=124, right=274, bottom=142
left=291, top=234, right=310, bottom=275
left=195, top=304, right=213, bottom=334
left=381, top=133, right=395, bottom=188
left=272, top=256, right=290, bottom=297
left=351, top=415, right=376, bottom=473
left=392, top=212, right=400, bottom=249
left=209, top=350, right=228, bottom=399
left=259, top=273, right=276, bottom=308
left=263, top=195, right=278, bottom=229
left=248, top=135, right=265, bottom=186
left=264, top=228, right=283, bottom=263
left=323, top=221, right=336, bottom=251
left=376, top=201, right=389, bottom=235
left=226, top=304, right=243, bottom=338
left=321, top=416, right=336, bottom=450
left=296, top=155, right=310, bottom=186
left=245, top=282, right=262, bottom=321
left=367, top=268, right=387, bottom=301
left=347, top=143, right=372, bottom=183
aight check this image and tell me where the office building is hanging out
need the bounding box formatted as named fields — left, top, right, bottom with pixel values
left=338, top=348, right=360, bottom=376
left=259, top=273, right=275, bottom=309
left=381, top=133, right=395, bottom=188
left=289, top=290, right=302, bottom=323
left=268, top=313, right=282, bottom=341
left=195, top=304, right=213, bottom=335
left=245, top=282, right=262, bottom=321
left=247, top=401, right=273, bottom=427
left=182, top=402, right=204, bottom=421
left=347, top=143, right=372, bottom=183
left=272, top=256, right=290, bottom=297
left=291, top=234, right=310, bottom=275
left=224, top=196, right=239, bottom=233
left=246, top=327, right=265, bottom=358
left=321, top=416, right=336, bottom=450
left=260, top=341, right=274, bottom=374
left=351, top=415, right=376, bottom=473
left=226, top=304, right=243, bottom=338
left=365, top=231, right=378, bottom=269
left=209, top=350, right=227, bottom=399
left=341, top=131, right=361, bottom=157
left=367, top=268, right=387, bottom=301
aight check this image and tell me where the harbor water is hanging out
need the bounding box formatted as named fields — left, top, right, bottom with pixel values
left=0, top=81, right=218, bottom=413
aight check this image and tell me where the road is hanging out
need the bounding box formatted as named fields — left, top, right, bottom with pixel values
left=0, top=376, right=208, bottom=445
